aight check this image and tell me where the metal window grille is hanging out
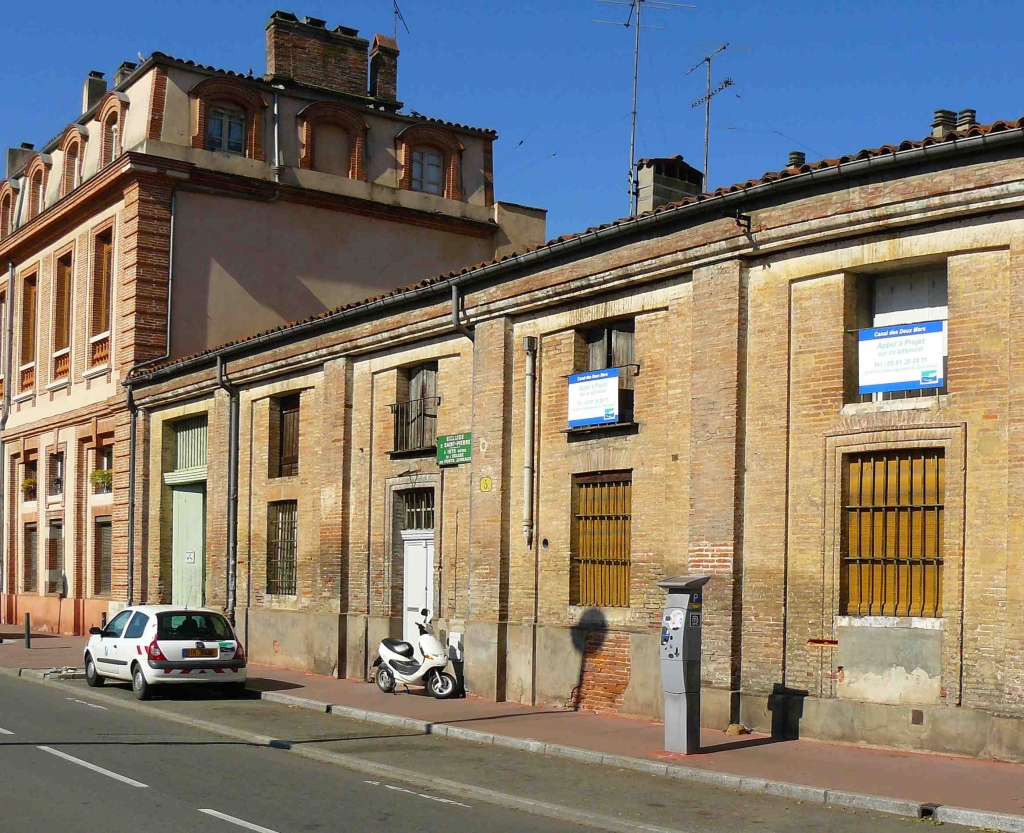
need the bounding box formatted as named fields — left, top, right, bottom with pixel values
left=841, top=449, right=945, bottom=618
left=23, top=523, right=37, bottom=593
left=267, top=501, right=298, bottom=595
left=94, top=517, right=112, bottom=596
left=46, top=522, right=62, bottom=595
left=570, top=473, right=632, bottom=607
left=278, top=395, right=300, bottom=477
left=174, top=415, right=208, bottom=472
left=400, top=489, right=435, bottom=531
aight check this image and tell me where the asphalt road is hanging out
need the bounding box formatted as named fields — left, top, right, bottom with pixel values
left=0, top=674, right=586, bottom=833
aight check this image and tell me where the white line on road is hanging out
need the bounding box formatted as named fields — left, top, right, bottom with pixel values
left=65, top=697, right=107, bottom=710
left=0, top=727, right=13, bottom=735
left=364, top=779, right=472, bottom=808
left=37, top=746, right=148, bottom=788
left=198, top=809, right=281, bottom=833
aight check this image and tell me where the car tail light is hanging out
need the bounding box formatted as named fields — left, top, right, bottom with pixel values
left=145, top=639, right=165, bottom=660
left=234, top=641, right=246, bottom=661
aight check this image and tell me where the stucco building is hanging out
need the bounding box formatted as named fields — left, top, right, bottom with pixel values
left=0, top=10, right=545, bottom=634
left=125, top=107, right=1024, bottom=762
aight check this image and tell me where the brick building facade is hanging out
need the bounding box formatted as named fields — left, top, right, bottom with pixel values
left=128, top=109, right=1024, bottom=762
left=0, top=10, right=544, bottom=635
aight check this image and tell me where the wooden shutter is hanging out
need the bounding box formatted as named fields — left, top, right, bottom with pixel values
left=45, top=522, right=62, bottom=595
left=23, top=523, right=37, bottom=593
left=279, top=395, right=300, bottom=477
left=842, top=449, right=944, bottom=617
left=586, top=327, right=607, bottom=371
left=92, top=232, right=113, bottom=336
left=571, top=473, right=632, bottom=607
left=21, top=275, right=36, bottom=364
left=54, top=255, right=72, bottom=353
left=94, top=517, right=112, bottom=596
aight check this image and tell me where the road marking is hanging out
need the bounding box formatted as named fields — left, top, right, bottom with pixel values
left=198, top=809, right=281, bottom=832
left=37, top=746, right=148, bottom=788
left=0, top=727, right=13, bottom=735
left=363, top=780, right=472, bottom=808
left=66, top=697, right=107, bottom=710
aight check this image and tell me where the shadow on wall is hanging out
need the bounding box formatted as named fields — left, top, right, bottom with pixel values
left=767, top=683, right=808, bottom=740
left=569, top=608, right=608, bottom=710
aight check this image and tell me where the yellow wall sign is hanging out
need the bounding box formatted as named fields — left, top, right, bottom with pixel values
left=479, top=476, right=493, bottom=493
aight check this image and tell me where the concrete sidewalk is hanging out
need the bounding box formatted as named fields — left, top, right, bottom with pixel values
left=5, top=635, right=1024, bottom=826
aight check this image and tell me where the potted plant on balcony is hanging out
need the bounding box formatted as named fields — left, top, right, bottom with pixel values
left=90, top=468, right=113, bottom=494
left=22, top=476, right=36, bottom=501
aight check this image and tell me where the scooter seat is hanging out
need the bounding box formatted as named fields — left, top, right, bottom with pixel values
left=382, top=638, right=415, bottom=659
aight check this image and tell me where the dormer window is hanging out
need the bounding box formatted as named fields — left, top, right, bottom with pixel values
left=28, top=171, right=44, bottom=220
left=411, top=148, right=443, bottom=195
left=207, top=106, right=247, bottom=155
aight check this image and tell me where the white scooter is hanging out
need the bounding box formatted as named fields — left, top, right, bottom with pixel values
left=373, top=608, right=457, bottom=699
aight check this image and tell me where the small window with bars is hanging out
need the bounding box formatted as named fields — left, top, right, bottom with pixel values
left=570, top=472, right=632, bottom=607
left=581, top=320, right=637, bottom=423
left=271, top=394, right=300, bottom=478
left=400, top=489, right=435, bottom=531
left=23, top=523, right=38, bottom=593
left=46, top=521, right=63, bottom=595
left=267, top=501, right=298, bottom=595
left=48, top=451, right=64, bottom=497
left=841, top=449, right=944, bottom=618
left=94, top=516, right=112, bottom=596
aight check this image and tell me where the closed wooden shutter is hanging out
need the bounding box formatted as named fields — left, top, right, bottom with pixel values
left=571, top=472, right=632, bottom=607
left=45, top=522, right=62, bottom=595
left=278, top=395, right=300, bottom=477
left=54, top=255, right=72, bottom=353
left=94, top=517, right=112, bottom=596
left=21, top=275, right=36, bottom=364
left=23, top=523, right=37, bottom=593
left=842, top=449, right=944, bottom=617
left=92, top=232, right=113, bottom=336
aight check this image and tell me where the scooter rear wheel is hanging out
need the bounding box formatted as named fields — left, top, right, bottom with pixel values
left=376, top=664, right=396, bottom=693
left=428, top=670, right=456, bottom=699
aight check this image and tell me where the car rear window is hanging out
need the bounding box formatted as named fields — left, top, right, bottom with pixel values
left=156, top=612, right=233, bottom=641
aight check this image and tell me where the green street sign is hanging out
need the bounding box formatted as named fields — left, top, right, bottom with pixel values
left=437, top=432, right=472, bottom=466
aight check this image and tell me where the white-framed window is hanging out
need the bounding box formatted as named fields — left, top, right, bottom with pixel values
left=207, top=107, right=246, bottom=155
left=411, top=148, right=443, bottom=195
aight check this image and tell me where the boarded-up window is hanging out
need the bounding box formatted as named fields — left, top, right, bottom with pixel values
left=21, top=274, right=37, bottom=365
left=23, top=523, right=37, bottom=593
left=584, top=320, right=636, bottom=422
left=277, top=394, right=300, bottom=478
left=570, top=472, right=632, bottom=607
left=92, top=231, right=113, bottom=336
left=841, top=449, right=945, bottom=618
left=267, top=501, right=297, bottom=595
left=313, top=123, right=350, bottom=176
left=54, top=253, right=73, bottom=353
left=46, top=521, right=63, bottom=595
left=94, top=516, right=112, bottom=596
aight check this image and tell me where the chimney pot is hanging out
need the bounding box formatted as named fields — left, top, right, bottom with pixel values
left=20, top=142, right=34, bottom=150
left=114, top=61, right=138, bottom=87
left=931, top=109, right=957, bottom=139
left=303, top=15, right=326, bottom=28
left=957, top=108, right=978, bottom=130
left=82, top=71, right=107, bottom=115
left=636, top=155, right=704, bottom=213
left=787, top=150, right=806, bottom=168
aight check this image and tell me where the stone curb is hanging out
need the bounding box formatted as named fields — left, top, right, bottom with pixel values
left=257, top=686, right=1024, bottom=833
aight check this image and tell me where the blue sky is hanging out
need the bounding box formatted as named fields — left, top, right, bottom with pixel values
left=2, top=1, right=1020, bottom=239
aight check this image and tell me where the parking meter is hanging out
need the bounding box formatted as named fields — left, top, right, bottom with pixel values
left=657, top=575, right=710, bottom=754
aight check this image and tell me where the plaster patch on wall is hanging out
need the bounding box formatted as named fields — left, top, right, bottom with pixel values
left=838, top=665, right=941, bottom=705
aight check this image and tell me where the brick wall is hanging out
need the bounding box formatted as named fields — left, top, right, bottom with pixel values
left=266, top=15, right=370, bottom=97
left=575, top=630, right=631, bottom=713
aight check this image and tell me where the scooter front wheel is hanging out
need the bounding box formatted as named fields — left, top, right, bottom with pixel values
left=376, top=664, right=396, bottom=693
left=428, top=669, right=456, bottom=699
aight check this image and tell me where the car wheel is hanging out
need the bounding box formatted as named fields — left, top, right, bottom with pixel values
left=84, top=655, right=104, bottom=688
left=132, top=665, right=151, bottom=701
left=375, top=664, right=396, bottom=693
left=428, top=670, right=456, bottom=700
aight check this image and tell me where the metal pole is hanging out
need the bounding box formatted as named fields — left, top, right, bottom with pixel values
left=24, top=613, right=30, bottom=648
left=628, top=0, right=642, bottom=216
left=703, top=58, right=711, bottom=187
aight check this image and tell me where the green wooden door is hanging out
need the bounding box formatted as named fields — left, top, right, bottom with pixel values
left=171, top=483, right=206, bottom=607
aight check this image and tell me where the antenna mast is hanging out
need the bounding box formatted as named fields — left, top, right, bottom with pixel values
left=593, top=0, right=694, bottom=216
left=686, top=43, right=732, bottom=188
left=392, top=0, right=410, bottom=43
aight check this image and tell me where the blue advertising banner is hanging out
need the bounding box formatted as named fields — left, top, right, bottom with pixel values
left=567, top=368, right=620, bottom=427
left=858, top=320, right=945, bottom=394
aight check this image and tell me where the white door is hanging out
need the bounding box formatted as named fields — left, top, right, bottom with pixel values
left=171, top=484, right=206, bottom=607
left=402, top=533, right=434, bottom=648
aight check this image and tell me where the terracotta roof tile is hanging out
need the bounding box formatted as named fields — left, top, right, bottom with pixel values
left=132, top=116, right=1024, bottom=379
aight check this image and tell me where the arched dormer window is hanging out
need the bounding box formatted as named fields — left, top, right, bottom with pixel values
left=96, top=92, right=129, bottom=168
left=297, top=102, right=369, bottom=180
left=0, top=182, right=14, bottom=240
left=59, top=125, right=87, bottom=197
left=396, top=125, right=463, bottom=201
left=24, top=157, right=50, bottom=222
left=189, top=77, right=268, bottom=161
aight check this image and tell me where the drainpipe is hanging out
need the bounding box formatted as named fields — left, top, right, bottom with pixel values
left=451, top=285, right=473, bottom=341
left=216, top=356, right=239, bottom=624
left=522, top=337, right=537, bottom=547
left=272, top=91, right=283, bottom=183
left=0, top=262, right=15, bottom=601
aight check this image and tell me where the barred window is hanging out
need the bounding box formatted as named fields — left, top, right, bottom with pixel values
left=570, top=472, right=632, bottom=607
left=842, top=449, right=944, bottom=618
left=267, top=501, right=297, bottom=595
left=94, top=516, right=112, bottom=596
left=23, top=523, right=37, bottom=593
left=400, top=488, right=435, bottom=531
left=46, top=521, right=63, bottom=595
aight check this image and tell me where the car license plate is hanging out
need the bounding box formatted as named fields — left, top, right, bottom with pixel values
left=182, top=648, right=218, bottom=658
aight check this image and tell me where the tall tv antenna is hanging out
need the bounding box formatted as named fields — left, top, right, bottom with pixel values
left=593, top=0, right=695, bottom=216
left=686, top=43, right=732, bottom=189
left=393, top=0, right=410, bottom=42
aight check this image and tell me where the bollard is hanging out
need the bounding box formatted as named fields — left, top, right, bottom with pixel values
left=24, top=613, right=30, bottom=649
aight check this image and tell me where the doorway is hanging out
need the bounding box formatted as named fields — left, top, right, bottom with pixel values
left=171, top=483, right=206, bottom=607
left=402, top=531, right=434, bottom=647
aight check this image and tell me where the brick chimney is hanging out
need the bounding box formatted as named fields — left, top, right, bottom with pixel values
left=369, top=34, right=399, bottom=102
left=931, top=109, right=957, bottom=138
left=82, top=71, right=107, bottom=114
left=114, top=61, right=138, bottom=87
left=266, top=11, right=370, bottom=97
left=636, top=156, right=704, bottom=213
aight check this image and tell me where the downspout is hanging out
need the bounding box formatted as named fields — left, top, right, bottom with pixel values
left=124, top=188, right=177, bottom=604
left=216, top=356, right=240, bottom=624
left=272, top=91, right=283, bottom=183
left=0, top=262, right=15, bottom=602
left=522, top=337, right=537, bottom=547
left=451, top=285, right=473, bottom=341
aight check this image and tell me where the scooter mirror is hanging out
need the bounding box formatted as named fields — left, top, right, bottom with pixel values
left=420, top=608, right=428, bottom=617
